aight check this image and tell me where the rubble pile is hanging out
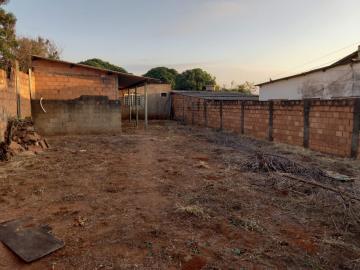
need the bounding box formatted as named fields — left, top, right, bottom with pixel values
left=0, top=119, right=49, bottom=161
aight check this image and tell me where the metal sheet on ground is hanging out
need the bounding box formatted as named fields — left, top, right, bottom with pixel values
left=0, top=218, right=64, bottom=263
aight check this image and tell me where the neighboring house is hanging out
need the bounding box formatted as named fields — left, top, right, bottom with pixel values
left=258, top=46, right=360, bottom=100
left=119, top=84, right=172, bottom=120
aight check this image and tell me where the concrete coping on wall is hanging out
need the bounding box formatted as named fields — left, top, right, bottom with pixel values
left=170, top=91, right=259, bottom=101
left=173, top=92, right=359, bottom=107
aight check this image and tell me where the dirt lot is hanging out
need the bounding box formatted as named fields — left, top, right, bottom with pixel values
left=0, top=121, right=360, bottom=270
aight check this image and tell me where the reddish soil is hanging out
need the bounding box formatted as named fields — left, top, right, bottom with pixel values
left=0, top=121, right=359, bottom=269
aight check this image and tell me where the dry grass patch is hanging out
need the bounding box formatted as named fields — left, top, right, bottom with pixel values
left=175, top=204, right=210, bottom=219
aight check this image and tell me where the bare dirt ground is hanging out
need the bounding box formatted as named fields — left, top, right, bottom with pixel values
left=1, top=121, right=360, bottom=270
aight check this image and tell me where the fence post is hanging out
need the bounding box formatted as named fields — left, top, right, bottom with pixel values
left=144, top=83, right=148, bottom=129
left=203, top=100, right=208, bottom=127
left=219, top=100, right=223, bottom=130
left=191, top=100, right=195, bottom=125
left=28, top=68, right=33, bottom=117
left=15, top=61, right=21, bottom=119
left=303, top=99, right=311, bottom=148
left=240, top=102, right=245, bottom=134
left=268, top=101, right=274, bottom=141
left=182, top=96, right=185, bottom=123
left=351, top=98, right=360, bottom=158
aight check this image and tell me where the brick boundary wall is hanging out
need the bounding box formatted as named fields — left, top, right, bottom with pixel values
left=0, top=68, right=32, bottom=141
left=171, top=93, right=360, bottom=159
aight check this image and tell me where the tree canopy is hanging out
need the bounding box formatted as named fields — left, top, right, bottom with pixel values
left=175, top=68, right=216, bottom=90
left=0, top=1, right=62, bottom=71
left=16, top=36, right=61, bottom=72
left=143, top=67, right=178, bottom=88
left=222, top=81, right=256, bottom=95
left=79, top=58, right=127, bottom=73
left=0, top=0, right=16, bottom=69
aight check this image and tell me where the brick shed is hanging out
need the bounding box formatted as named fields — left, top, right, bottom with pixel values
left=31, top=56, right=161, bottom=135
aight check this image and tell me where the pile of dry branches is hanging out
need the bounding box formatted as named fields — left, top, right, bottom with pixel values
left=244, top=152, right=360, bottom=235
left=244, top=152, right=328, bottom=180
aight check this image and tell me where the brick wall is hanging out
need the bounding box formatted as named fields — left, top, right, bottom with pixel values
left=222, top=102, right=241, bottom=133
left=244, top=102, right=269, bottom=140
left=273, top=101, right=304, bottom=146
left=309, top=100, right=353, bottom=157
left=207, top=101, right=221, bottom=129
left=0, top=68, right=32, bottom=141
left=171, top=93, right=360, bottom=159
left=32, top=59, right=118, bottom=100
left=18, top=71, right=33, bottom=118
left=31, top=96, right=121, bottom=135
left=172, top=93, right=184, bottom=121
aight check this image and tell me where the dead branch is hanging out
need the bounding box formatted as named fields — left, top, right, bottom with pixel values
left=278, top=173, right=360, bottom=202
left=243, top=152, right=327, bottom=180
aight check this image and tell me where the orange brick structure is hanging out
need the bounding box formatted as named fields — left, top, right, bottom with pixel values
left=171, top=92, right=360, bottom=159
left=32, top=58, right=118, bottom=100
left=0, top=68, right=32, bottom=140
left=273, top=101, right=304, bottom=147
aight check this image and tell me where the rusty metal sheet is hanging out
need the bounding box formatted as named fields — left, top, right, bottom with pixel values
left=0, top=218, right=64, bottom=263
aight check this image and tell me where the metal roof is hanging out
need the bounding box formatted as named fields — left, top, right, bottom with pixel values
left=171, top=90, right=259, bottom=101
left=31, top=55, right=160, bottom=90
left=257, top=50, right=360, bottom=87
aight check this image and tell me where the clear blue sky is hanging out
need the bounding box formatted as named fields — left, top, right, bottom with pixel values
left=6, top=0, right=360, bottom=86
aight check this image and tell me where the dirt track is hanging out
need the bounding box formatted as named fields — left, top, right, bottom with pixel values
left=0, top=121, right=360, bottom=270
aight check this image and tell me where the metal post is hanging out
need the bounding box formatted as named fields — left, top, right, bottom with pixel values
left=128, top=89, right=132, bottom=122
left=145, top=82, right=148, bottom=129
left=135, top=86, right=139, bottom=127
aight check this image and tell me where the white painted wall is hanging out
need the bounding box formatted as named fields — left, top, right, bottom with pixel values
left=259, top=62, right=360, bottom=100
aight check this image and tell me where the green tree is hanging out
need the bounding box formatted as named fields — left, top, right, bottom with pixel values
left=223, top=81, right=255, bottom=95
left=79, top=58, right=127, bottom=73
left=0, top=0, right=17, bottom=69
left=16, top=36, right=61, bottom=72
left=143, top=67, right=178, bottom=89
left=175, top=68, right=216, bottom=90
left=236, top=81, right=256, bottom=95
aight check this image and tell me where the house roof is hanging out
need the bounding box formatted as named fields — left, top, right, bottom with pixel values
left=31, top=55, right=160, bottom=90
left=257, top=49, right=360, bottom=87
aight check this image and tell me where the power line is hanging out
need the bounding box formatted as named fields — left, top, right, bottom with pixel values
left=271, top=41, right=360, bottom=79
